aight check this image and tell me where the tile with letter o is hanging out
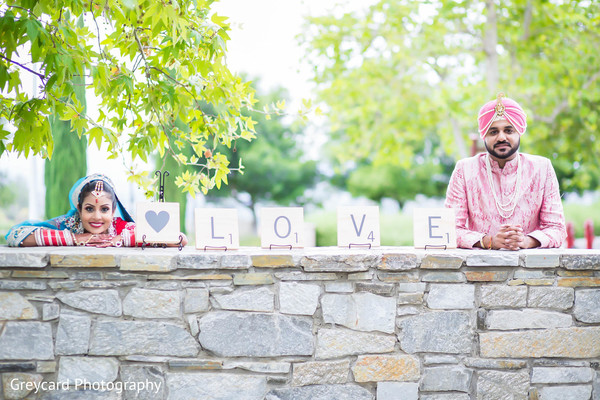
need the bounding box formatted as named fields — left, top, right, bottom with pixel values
left=260, top=207, right=304, bottom=249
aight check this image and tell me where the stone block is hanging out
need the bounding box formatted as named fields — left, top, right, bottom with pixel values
left=325, top=282, right=353, bottom=292
left=355, top=282, right=395, bottom=295
left=121, top=365, right=166, bottom=400
left=397, top=283, right=427, bottom=293
left=561, top=253, right=600, bottom=270
left=233, top=273, right=274, bottom=285
left=50, top=251, right=117, bottom=268
left=466, top=253, right=519, bottom=266
left=531, top=367, right=594, bottom=383
left=486, top=310, right=572, bottom=330
left=423, top=355, right=460, bottom=365
left=397, top=293, right=424, bottom=305
left=0, top=292, right=38, bottom=320
left=38, top=389, right=121, bottom=399
left=558, top=277, right=600, bottom=287
left=223, top=361, right=291, bottom=374
left=523, top=252, right=560, bottom=268
left=0, top=321, right=54, bottom=360
left=56, top=312, right=91, bottom=355
left=292, top=360, right=349, bottom=386
left=176, top=253, right=220, bottom=269
left=42, top=303, right=60, bottom=321
left=397, top=306, right=421, bottom=316
left=11, top=270, right=69, bottom=278
left=279, top=282, right=320, bottom=315
left=420, top=366, right=472, bottom=392
left=167, top=373, right=267, bottom=400
left=480, top=285, right=527, bottom=308
left=316, top=328, right=396, bottom=359
left=465, top=270, right=510, bottom=282
left=352, top=355, right=420, bottom=382
left=422, top=272, right=466, bottom=282
left=348, top=271, right=374, bottom=280
left=183, top=288, right=209, bottom=313
left=57, top=356, right=118, bottom=384
left=321, top=292, right=396, bottom=333
left=211, top=286, right=274, bottom=312
left=538, top=385, right=592, bottom=400
left=252, top=254, right=295, bottom=268
left=574, top=289, right=600, bottom=323
left=377, top=382, right=418, bottom=400
left=420, top=395, right=469, bottom=400
left=377, top=271, right=419, bottom=282
left=0, top=249, right=48, bottom=268
left=120, top=253, right=177, bottom=272
left=301, top=253, right=380, bottom=272
left=198, top=311, right=313, bottom=357
left=427, top=284, right=475, bottom=309
left=480, top=327, right=600, bottom=358
left=123, top=288, right=181, bottom=318
left=276, top=271, right=338, bottom=281
left=1, top=372, right=43, bottom=399
left=89, top=320, right=199, bottom=356
left=0, top=362, right=36, bottom=372
left=477, top=370, right=529, bottom=400
left=528, top=286, right=574, bottom=309
left=167, top=360, right=222, bottom=370
left=36, top=361, right=56, bottom=373
left=380, top=253, right=418, bottom=270
left=514, top=269, right=555, bottom=279
left=419, top=254, right=463, bottom=269
left=0, top=280, right=47, bottom=290
left=399, top=311, right=472, bottom=354
left=56, top=290, right=122, bottom=316
left=464, top=358, right=527, bottom=370
left=265, top=384, right=374, bottom=400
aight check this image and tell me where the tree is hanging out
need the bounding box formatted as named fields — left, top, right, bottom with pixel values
left=303, top=0, right=600, bottom=195
left=0, top=0, right=258, bottom=196
left=208, top=85, right=320, bottom=228
left=44, top=28, right=87, bottom=218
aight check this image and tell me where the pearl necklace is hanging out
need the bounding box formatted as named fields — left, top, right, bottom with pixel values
left=485, top=153, right=522, bottom=219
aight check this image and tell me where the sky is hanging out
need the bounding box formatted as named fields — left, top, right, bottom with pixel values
left=0, top=0, right=369, bottom=220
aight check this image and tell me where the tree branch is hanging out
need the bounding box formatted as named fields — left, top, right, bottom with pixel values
left=0, top=54, right=46, bottom=81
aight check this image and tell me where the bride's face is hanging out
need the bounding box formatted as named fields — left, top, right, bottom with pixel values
left=78, top=192, right=115, bottom=234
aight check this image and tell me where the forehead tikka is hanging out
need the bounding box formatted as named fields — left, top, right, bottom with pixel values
left=91, top=181, right=104, bottom=204
left=494, top=92, right=505, bottom=116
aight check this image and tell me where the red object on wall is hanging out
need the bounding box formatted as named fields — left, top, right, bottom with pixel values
left=584, top=219, right=594, bottom=249
left=566, top=222, right=575, bottom=248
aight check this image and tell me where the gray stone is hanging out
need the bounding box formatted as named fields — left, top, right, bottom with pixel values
left=466, top=253, right=519, bottom=266
left=574, top=289, right=600, bottom=323
left=420, top=254, right=463, bottom=269
left=211, top=287, right=274, bottom=312
left=43, top=303, right=60, bottom=321
left=292, top=360, right=349, bottom=386
left=528, top=287, right=574, bottom=309
left=514, top=269, right=555, bottom=279
left=397, top=306, right=421, bottom=316
left=266, top=384, right=374, bottom=400
left=58, top=356, right=119, bottom=383
left=538, top=385, right=592, bottom=400
left=167, top=372, right=267, bottom=400
left=421, top=272, right=466, bottom=283
left=279, top=282, right=320, bottom=315
left=0, top=362, right=36, bottom=372
left=56, top=290, right=122, bottom=316
left=0, top=292, right=38, bottom=319
left=531, top=367, right=594, bottom=383
left=397, top=283, right=427, bottom=293
left=121, top=365, right=166, bottom=400
left=55, top=312, right=91, bottom=355
left=377, top=382, right=418, bottom=400
left=427, top=284, right=474, bottom=309
left=423, top=355, right=460, bottom=365
left=561, top=253, right=600, bottom=270
left=316, top=328, right=396, bottom=359
left=420, top=395, right=469, bottom=400
left=276, top=271, right=338, bottom=281
left=198, top=311, right=313, bottom=357
left=0, top=321, right=54, bottom=360
left=397, top=293, right=423, bottom=305
left=321, top=292, right=396, bottom=333
left=1, top=372, right=43, bottom=399
left=0, top=280, right=47, bottom=290
left=120, top=253, right=177, bottom=272
left=399, top=311, right=472, bottom=354
left=593, top=370, right=599, bottom=400
left=187, top=315, right=199, bottom=336
left=0, top=250, right=48, bottom=267
left=464, top=358, right=527, bottom=370
left=486, top=310, right=572, bottom=330
left=480, top=285, right=527, bottom=308
left=477, top=370, right=529, bottom=400
left=223, top=361, right=291, bottom=374
left=178, top=253, right=251, bottom=270
left=39, top=390, right=121, bottom=399
left=301, top=253, right=380, bottom=272
left=183, top=288, right=209, bottom=313
left=523, top=252, right=560, bottom=268
left=90, top=320, right=199, bottom=356
left=355, top=282, right=395, bottom=295
left=123, top=288, right=181, bottom=318
left=420, top=366, right=472, bottom=392
left=325, top=282, right=353, bottom=293
left=380, top=253, right=418, bottom=270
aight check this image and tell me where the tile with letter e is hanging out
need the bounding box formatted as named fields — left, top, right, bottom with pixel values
left=195, top=208, right=239, bottom=250
left=135, top=202, right=181, bottom=244
left=260, top=207, right=304, bottom=249
left=413, top=208, right=457, bottom=249
left=337, top=206, right=381, bottom=248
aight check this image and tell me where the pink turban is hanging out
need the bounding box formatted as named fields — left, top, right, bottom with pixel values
left=477, top=93, right=527, bottom=138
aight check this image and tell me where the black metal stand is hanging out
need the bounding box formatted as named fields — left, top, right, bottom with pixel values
left=348, top=243, right=372, bottom=249
left=140, top=234, right=184, bottom=251
left=269, top=244, right=293, bottom=250
left=424, top=245, right=447, bottom=250
left=203, top=246, right=228, bottom=251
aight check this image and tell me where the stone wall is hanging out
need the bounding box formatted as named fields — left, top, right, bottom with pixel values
left=0, top=246, right=599, bottom=400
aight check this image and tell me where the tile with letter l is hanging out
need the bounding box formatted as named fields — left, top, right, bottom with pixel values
left=195, top=208, right=239, bottom=250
